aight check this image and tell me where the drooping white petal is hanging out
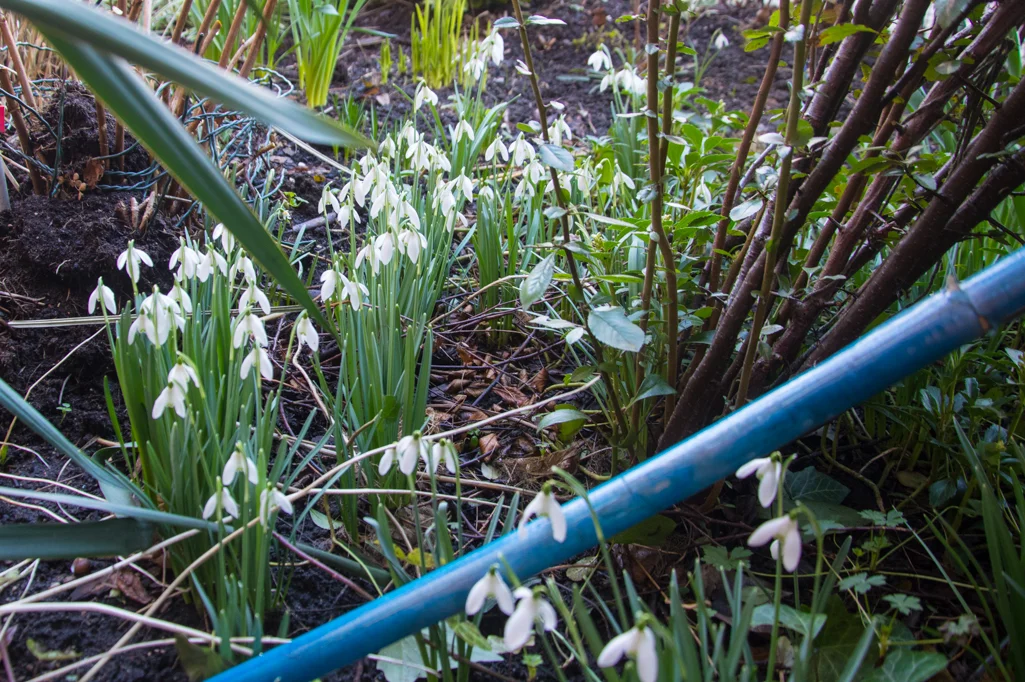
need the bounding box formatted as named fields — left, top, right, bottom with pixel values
left=757, top=462, right=781, bottom=508
left=736, top=457, right=770, bottom=480
left=748, top=515, right=793, bottom=548
left=635, top=628, right=659, bottom=682
left=597, top=630, right=635, bottom=668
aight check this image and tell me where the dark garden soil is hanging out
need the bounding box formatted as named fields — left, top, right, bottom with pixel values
left=0, top=1, right=957, bottom=681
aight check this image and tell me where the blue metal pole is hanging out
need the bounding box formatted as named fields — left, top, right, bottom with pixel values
left=215, top=248, right=1025, bottom=682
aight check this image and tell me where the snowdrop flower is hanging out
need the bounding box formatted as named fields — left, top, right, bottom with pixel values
left=168, top=361, right=200, bottom=390
left=736, top=455, right=783, bottom=508
left=587, top=47, right=612, bottom=72
left=510, top=135, right=535, bottom=166
left=379, top=136, right=397, bottom=158
left=237, top=255, right=258, bottom=285
left=414, top=81, right=438, bottom=111
left=88, top=278, right=116, bottom=315
left=399, top=198, right=421, bottom=232
left=241, top=345, right=273, bottom=380
left=515, top=59, right=531, bottom=76
left=117, top=241, right=153, bottom=284
left=453, top=119, right=475, bottom=144
left=597, top=620, right=658, bottom=682
left=425, top=438, right=458, bottom=473
left=336, top=202, right=362, bottom=227
left=518, top=483, right=566, bottom=542
left=466, top=566, right=514, bottom=616
left=129, top=288, right=182, bottom=346
left=195, top=248, right=227, bottom=283
left=483, top=30, right=504, bottom=65
left=749, top=514, right=802, bottom=572
left=524, top=159, right=546, bottom=185
left=169, top=241, right=200, bottom=279
left=436, top=181, right=457, bottom=218
left=398, top=229, right=428, bottom=265
left=320, top=268, right=341, bottom=301
left=259, top=486, right=293, bottom=528
left=223, top=444, right=259, bottom=486
left=548, top=117, right=572, bottom=146
left=713, top=31, right=730, bottom=50
left=379, top=431, right=428, bottom=476
left=485, top=137, right=509, bottom=163
left=128, top=311, right=160, bottom=346
left=452, top=173, right=474, bottom=201
left=612, top=166, right=636, bottom=193
left=212, top=223, right=236, bottom=254
left=478, top=184, right=495, bottom=203
left=238, top=285, right=271, bottom=315
left=337, top=274, right=369, bottom=311
left=464, top=52, right=487, bottom=81
left=168, top=281, right=192, bottom=315
left=295, top=313, right=319, bottom=353
left=202, top=482, right=239, bottom=520
left=319, top=185, right=341, bottom=217
left=504, top=587, right=557, bottom=651
left=152, top=379, right=187, bottom=419
left=233, top=311, right=268, bottom=348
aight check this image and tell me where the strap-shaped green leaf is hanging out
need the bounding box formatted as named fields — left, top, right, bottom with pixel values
left=1, top=0, right=371, bottom=148
left=41, top=32, right=336, bottom=340
left=0, top=518, right=156, bottom=560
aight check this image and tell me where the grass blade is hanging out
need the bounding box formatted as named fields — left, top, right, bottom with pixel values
left=0, top=518, right=155, bottom=560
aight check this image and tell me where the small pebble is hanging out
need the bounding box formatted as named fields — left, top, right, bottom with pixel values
left=70, top=558, right=92, bottom=577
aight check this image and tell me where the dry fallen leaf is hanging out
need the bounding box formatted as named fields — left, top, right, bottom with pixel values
left=479, top=433, right=500, bottom=457
left=494, top=384, right=531, bottom=407
left=113, top=568, right=153, bottom=605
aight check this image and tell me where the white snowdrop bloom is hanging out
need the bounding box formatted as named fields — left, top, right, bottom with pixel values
left=238, top=255, right=258, bottom=285
left=485, top=137, right=509, bottom=163
left=504, top=587, right=558, bottom=651
left=524, top=159, right=546, bottom=184
left=212, top=223, right=236, bottom=254
left=239, top=285, right=271, bottom=315
left=399, top=198, right=421, bottom=232
left=169, top=241, right=200, bottom=279
left=436, top=182, right=457, bottom=218
left=478, top=184, right=495, bottom=203
left=612, top=167, right=636, bottom=193
left=575, top=165, right=594, bottom=194
left=152, top=380, right=187, bottom=419
left=483, top=30, right=504, bottom=65
left=510, top=135, right=535, bottom=166
left=336, top=203, right=362, bottom=227
left=355, top=234, right=393, bottom=276
left=295, top=313, right=319, bottom=353
left=749, top=514, right=803, bottom=572
left=407, top=137, right=434, bottom=172
left=713, top=31, right=730, bottom=50
left=168, top=361, right=200, bottom=390
left=425, top=438, right=458, bottom=474
left=464, top=52, right=487, bottom=81
left=465, top=566, right=514, bottom=616
left=337, top=274, right=369, bottom=311
left=370, top=181, right=400, bottom=220
left=736, top=456, right=783, bottom=508
left=383, top=432, right=428, bottom=476
left=319, top=185, right=341, bottom=217
left=379, top=137, right=397, bottom=158
left=88, top=278, right=116, bottom=315
left=398, top=229, right=428, bottom=265
left=548, top=118, right=573, bottom=146
left=514, top=177, right=536, bottom=202
left=414, top=81, right=438, bottom=112
left=116, top=241, right=153, bottom=284
left=241, top=345, right=273, bottom=380
left=597, top=623, right=658, bottom=682
left=453, top=119, right=475, bottom=144
left=518, top=483, right=566, bottom=542
left=223, top=444, right=259, bottom=486
left=259, top=486, right=293, bottom=528
left=127, top=311, right=159, bottom=346
left=515, top=59, right=531, bottom=76
left=129, top=289, right=181, bottom=346
left=196, top=248, right=228, bottom=282
left=202, top=484, right=239, bottom=520
left=431, top=147, right=452, bottom=174
left=320, top=268, right=341, bottom=301
left=587, top=47, right=612, bottom=72
left=168, top=281, right=193, bottom=315
left=452, top=173, right=474, bottom=201
left=233, top=311, right=268, bottom=348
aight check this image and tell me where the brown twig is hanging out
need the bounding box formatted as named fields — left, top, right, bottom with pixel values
left=0, top=64, right=43, bottom=194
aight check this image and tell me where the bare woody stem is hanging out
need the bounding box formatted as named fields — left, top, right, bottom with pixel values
left=736, top=0, right=814, bottom=407
left=509, top=0, right=630, bottom=444
left=634, top=0, right=680, bottom=428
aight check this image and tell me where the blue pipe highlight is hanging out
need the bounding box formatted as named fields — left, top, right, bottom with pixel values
left=215, top=248, right=1025, bottom=682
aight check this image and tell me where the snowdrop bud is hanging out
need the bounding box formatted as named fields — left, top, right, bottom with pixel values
left=466, top=566, right=514, bottom=616
left=518, top=482, right=566, bottom=542
left=223, top=443, right=259, bottom=486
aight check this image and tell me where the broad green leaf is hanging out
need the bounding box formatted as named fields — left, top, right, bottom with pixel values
left=2, top=0, right=370, bottom=148
left=588, top=306, right=645, bottom=352
left=175, top=636, right=227, bottom=682
left=630, top=374, right=676, bottom=405
left=0, top=518, right=154, bottom=560
left=41, top=34, right=336, bottom=342
left=784, top=466, right=851, bottom=503
left=818, top=23, right=876, bottom=46
left=934, top=0, right=971, bottom=29
left=520, top=254, right=556, bottom=309
left=729, top=198, right=763, bottom=222
left=863, top=649, right=948, bottom=682
left=610, top=515, right=677, bottom=546
left=538, top=143, right=575, bottom=172
left=537, top=408, right=589, bottom=429
left=751, top=604, right=827, bottom=638
left=811, top=598, right=874, bottom=682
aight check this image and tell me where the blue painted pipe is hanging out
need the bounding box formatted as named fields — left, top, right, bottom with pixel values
left=215, top=249, right=1025, bottom=682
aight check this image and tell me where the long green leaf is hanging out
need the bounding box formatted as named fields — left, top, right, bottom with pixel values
left=41, top=32, right=336, bottom=340
left=0, top=377, right=122, bottom=488
left=1, top=0, right=370, bottom=148
left=0, top=518, right=155, bottom=560
left=0, top=486, right=217, bottom=531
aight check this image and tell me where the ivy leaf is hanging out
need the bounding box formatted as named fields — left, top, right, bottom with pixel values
left=751, top=604, right=827, bottom=638
left=538, top=143, right=575, bottom=172
left=784, top=467, right=851, bottom=503
left=863, top=649, right=948, bottom=682
left=520, top=255, right=556, bottom=309
left=588, top=306, right=645, bottom=352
